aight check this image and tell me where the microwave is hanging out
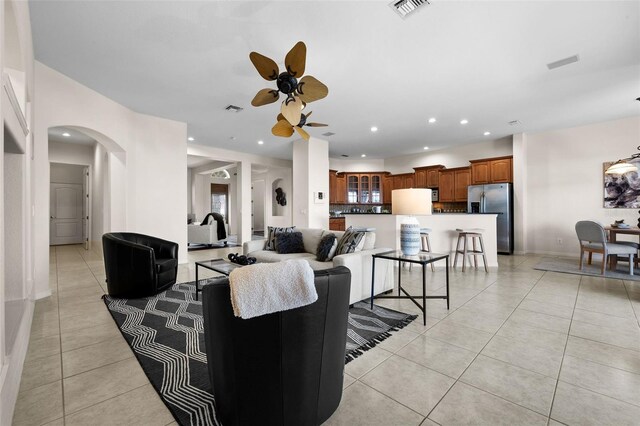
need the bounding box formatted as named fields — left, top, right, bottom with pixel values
left=431, top=189, right=439, bottom=202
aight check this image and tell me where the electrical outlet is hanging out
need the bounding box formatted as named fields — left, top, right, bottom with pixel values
left=557, top=238, right=563, bottom=245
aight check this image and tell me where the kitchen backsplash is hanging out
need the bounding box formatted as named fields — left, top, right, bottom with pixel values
left=330, top=203, right=392, bottom=214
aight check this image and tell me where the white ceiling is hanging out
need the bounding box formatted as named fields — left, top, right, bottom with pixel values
left=30, top=1, right=640, bottom=160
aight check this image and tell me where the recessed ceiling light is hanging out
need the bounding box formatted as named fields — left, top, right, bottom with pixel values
left=370, top=126, right=378, bottom=132
left=361, top=154, right=367, bottom=158
left=423, top=146, right=429, bottom=150
left=483, top=131, right=491, bottom=136
left=187, top=137, right=194, bottom=141
left=229, top=136, right=236, bottom=140
left=62, top=132, right=70, bottom=137
left=428, top=118, right=436, bottom=124
left=258, top=140, right=264, bottom=145
left=460, top=119, right=468, bottom=125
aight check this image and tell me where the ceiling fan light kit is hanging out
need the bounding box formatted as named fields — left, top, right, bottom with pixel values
left=249, top=41, right=328, bottom=142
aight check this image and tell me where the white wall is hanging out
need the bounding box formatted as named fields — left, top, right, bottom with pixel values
left=33, top=62, right=188, bottom=303
left=186, top=168, right=192, bottom=215
left=329, top=158, right=385, bottom=172
left=0, top=1, right=36, bottom=423
left=383, top=137, right=513, bottom=174
left=523, top=116, right=640, bottom=256
left=292, top=137, right=329, bottom=229
left=91, top=144, right=106, bottom=244
left=48, top=140, right=93, bottom=166
left=251, top=179, right=265, bottom=233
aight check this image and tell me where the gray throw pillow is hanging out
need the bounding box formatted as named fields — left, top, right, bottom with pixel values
left=275, top=232, right=306, bottom=254
left=335, top=226, right=366, bottom=255
left=265, top=226, right=296, bottom=251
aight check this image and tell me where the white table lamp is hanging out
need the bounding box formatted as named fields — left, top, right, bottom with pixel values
left=392, top=188, right=432, bottom=255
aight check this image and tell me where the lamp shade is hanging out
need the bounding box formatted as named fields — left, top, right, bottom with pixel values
left=392, top=189, right=432, bottom=215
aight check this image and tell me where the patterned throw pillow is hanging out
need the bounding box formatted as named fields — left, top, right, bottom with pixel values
left=335, top=226, right=366, bottom=255
left=316, top=233, right=338, bottom=262
left=265, top=226, right=296, bottom=251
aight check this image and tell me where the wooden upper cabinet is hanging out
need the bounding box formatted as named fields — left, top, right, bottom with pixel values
left=329, top=170, right=338, bottom=203
left=414, top=169, right=427, bottom=188
left=490, top=157, right=512, bottom=183
left=413, top=165, right=444, bottom=188
left=454, top=167, right=471, bottom=201
left=470, top=156, right=513, bottom=184
left=382, top=174, right=392, bottom=204
left=438, top=170, right=455, bottom=202
left=393, top=175, right=404, bottom=191
left=403, top=174, right=414, bottom=189
left=470, top=161, right=490, bottom=185
left=426, top=169, right=441, bottom=188
left=336, top=174, right=346, bottom=203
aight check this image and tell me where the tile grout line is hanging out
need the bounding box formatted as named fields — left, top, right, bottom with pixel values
left=423, top=269, right=550, bottom=422
left=546, top=272, right=581, bottom=426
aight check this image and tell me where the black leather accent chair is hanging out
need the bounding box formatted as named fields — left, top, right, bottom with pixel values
left=202, top=266, right=351, bottom=426
left=102, top=232, right=178, bottom=298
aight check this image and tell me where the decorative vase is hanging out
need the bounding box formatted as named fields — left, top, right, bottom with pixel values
left=400, top=216, right=421, bottom=256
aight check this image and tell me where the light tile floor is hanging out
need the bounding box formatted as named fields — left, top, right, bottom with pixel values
left=13, top=245, right=640, bottom=425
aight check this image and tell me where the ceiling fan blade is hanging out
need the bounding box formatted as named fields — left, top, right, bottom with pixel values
left=295, top=126, right=311, bottom=141
left=251, top=89, right=280, bottom=107
left=304, top=111, right=313, bottom=119
left=277, top=113, right=285, bottom=122
left=280, top=96, right=304, bottom=126
left=249, top=52, right=279, bottom=81
left=284, top=41, right=306, bottom=78
left=306, top=122, right=328, bottom=127
left=297, top=76, right=328, bottom=103
left=272, top=120, right=294, bottom=138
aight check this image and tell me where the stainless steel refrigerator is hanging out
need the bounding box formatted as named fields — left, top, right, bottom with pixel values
left=468, top=183, right=514, bottom=254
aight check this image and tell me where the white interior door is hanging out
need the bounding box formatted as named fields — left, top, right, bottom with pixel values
left=50, top=183, right=84, bottom=245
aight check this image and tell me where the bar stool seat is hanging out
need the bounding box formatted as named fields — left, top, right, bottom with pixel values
left=454, top=228, right=488, bottom=272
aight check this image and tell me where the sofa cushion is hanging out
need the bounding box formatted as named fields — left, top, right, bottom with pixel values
left=336, top=227, right=366, bottom=255
left=362, top=232, right=376, bottom=250
left=265, top=226, right=296, bottom=251
left=250, top=250, right=316, bottom=264
left=316, top=233, right=338, bottom=262
left=299, top=228, right=324, bottom=254
left=276, top=232, right=306, bottom=254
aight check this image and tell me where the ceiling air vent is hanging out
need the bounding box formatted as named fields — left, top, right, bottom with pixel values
left=322, top=132, right=336, bottom=137
left=225, top=105, right=243, bottom=112
left=341, top=154, right=349, bottom=158
left=390, top=0, right=430, bottom=19
left=547, top=54, right=580, bottom=70
left=508, top=120, right=521, bottom=126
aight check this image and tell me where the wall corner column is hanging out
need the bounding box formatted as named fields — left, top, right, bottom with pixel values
left=292, top=137, right=329, bottom=229
left=512, top=132, right=528, bottom=255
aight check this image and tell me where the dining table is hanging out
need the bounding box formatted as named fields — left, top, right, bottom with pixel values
left=605, top=226, right=640, bottom=271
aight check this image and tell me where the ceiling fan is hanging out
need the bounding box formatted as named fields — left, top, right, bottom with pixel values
left=272, top=111, right=327, bottom=141
left=250, top=41, right=329, bottom=136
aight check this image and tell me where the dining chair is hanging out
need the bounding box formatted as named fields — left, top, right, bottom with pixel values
left=575, top=221, right=636, bottom=275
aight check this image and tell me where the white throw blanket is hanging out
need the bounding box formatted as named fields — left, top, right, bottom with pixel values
left=228, top=259, right=317, bottom=319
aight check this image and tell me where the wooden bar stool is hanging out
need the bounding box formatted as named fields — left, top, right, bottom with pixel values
left=453, top=228, right=488, bottom=272
left=420, top=228, right=435, bottom=272
left=408, top=228, right=435, bottom=271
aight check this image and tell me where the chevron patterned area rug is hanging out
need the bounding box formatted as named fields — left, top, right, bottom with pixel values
left=103, top=281, right=416, bottom=426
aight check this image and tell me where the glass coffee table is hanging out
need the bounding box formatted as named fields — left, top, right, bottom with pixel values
left=370, top=250, right=449, bottom=325
left=194, top=258, right=240, bottom=301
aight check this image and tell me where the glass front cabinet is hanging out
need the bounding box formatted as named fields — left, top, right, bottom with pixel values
left=345, top=173, right=383, bottom=204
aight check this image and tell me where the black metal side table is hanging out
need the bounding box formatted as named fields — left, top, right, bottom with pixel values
left=370, top=250, right=449, bottom=325
left=194, top=258, right=239, bottom=301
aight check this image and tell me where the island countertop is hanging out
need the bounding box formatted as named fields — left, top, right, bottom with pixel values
left=345, top=213, right=499, bottom=268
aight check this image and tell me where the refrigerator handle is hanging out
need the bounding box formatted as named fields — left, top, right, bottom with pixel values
left=481, top=192, right=485, bottom=213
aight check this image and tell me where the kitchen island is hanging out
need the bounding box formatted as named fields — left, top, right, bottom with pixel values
left=345, top=213, right=499, bottom=268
